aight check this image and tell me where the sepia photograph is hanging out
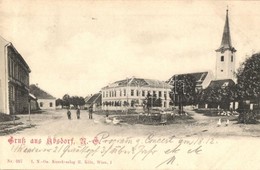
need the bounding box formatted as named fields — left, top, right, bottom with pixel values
left=0, top=0, right=260, bottom=169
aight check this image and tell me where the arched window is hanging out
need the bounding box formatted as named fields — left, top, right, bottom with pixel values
left=221, top=56, right=224, bottom=62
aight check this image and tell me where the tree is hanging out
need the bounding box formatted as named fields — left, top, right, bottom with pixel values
left=236, top=53, right=260, bottom=123
left=199, top=85, right=235, bottom=110
left=236, top=53, right=260, bottom=107
left=62, top=94, right=70, bottom=107
left=55, top=98, right=64, bottom=107
left=171, top=74, right=197, bottom=113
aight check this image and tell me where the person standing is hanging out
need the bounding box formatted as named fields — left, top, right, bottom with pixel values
left=89, top=106, right=93, bottom=119
left=67, top=108, right=71, bottom=120
left=76, top=107, right=80, bottom=119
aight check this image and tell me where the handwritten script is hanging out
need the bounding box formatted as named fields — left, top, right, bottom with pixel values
left=6, top=132, right=217, bottom=168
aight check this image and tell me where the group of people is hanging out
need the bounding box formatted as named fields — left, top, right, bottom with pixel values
left=66, top=106, right=93, bottom=120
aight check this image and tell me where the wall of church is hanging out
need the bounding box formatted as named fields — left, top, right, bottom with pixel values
left=216, top=50, right=236, bottom=80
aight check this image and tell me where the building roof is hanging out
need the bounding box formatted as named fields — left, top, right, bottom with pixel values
left=29, top=84, right=56, bottom=99
left=207, top=79, right=235, bottom=89
left=102, top=77, right=172, bottom=89
left=167, top=71, right=209, bottom=87
left=85, top=93, right=102, bottom=105
left=0, top=36, right=31, bottom=72
left=216, top=9, right=236, bottom=52
left=29, top=93, right=37, bottom=100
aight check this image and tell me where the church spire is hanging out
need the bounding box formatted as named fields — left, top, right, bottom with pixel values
left=216, top=8, right=236, bottom=52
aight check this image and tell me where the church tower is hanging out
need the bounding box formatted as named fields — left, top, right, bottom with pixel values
left=215, top=9, right=236, bottom=80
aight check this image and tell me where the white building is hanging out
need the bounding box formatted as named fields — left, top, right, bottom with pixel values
left=29, top=84, right=56, bottom=110
left=101, top=77, right=172, bottom=110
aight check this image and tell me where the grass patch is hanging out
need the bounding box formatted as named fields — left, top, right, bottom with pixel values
left=194, top=109, right=219, bottom=116
left=116, top=113, right=194, bottom=125
left=0, top=113, right=20, bottom=122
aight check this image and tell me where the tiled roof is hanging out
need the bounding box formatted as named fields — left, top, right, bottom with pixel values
left=29, top=93, right=37, bottom=100
left=102, top=77, right=172, bottom=89
left=0, top=36, right=31, bottom=72
left=29, top=84, right=56, bottom=99
left=167, top=72, right=208, bottom=86
left=207, top=79, right=235, bottom=89
left=85, top=93, right=102, bottom=105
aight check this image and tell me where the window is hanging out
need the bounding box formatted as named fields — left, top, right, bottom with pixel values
left=231, top=55, right=233, bottom=62
left=159, top=91, right=162, bottom=98
left=120, top=90, right=122, bottom=97
left=136, top=90, right=139, bottom=96
left=131, top=90, right=134, bottom=96
left=103, top=92, right=105, bottom=98
left=40, top=102, right=43, bottom=107
left=124, top=89, right=126, bottom=96
left=221, top=70, right=223, bottom=72
left=221, top=56, right=224, bottom=62
left=142, top=90, right=145, bottom=97
left=8, top=59, right=11, bottom=76
left=50, top=102, right=53, bottom=107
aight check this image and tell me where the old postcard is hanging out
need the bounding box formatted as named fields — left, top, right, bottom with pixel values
left=1, top=0, right=260, bottom=169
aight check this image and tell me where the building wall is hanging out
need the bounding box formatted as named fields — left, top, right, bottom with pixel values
left=30, top=100, right=39, bottom=111
left=101, top=86, right=171, bottom=110
left=7, top=45, right=30, bottom=114
left=202, top=71, right=214, bottom=89
left=0, top=39, right=9, bottom=114
left=216, top=50, right=236, bottom=80
left=38, top=99, right=56, bottom=110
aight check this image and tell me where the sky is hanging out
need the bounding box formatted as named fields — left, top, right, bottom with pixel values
left=1, top=0, right=260, bottom=99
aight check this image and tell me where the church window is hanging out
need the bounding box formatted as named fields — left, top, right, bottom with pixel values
left=231, top=56, right=233, bottom=62
left=221, top=56, right=224, bottom=62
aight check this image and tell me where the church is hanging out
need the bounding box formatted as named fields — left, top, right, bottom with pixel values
left=167, top=9, right=237, bottom=109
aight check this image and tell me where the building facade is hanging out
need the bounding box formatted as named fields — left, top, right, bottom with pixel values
left=0, top=36, right=31, bottom=114
left=101, top=77, right=172, bottom=110
left=215, top=9, right=236, bottom=80
left=29, top=84, right=56, bottom=110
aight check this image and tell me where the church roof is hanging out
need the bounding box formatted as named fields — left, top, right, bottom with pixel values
left=29, top=84, right=56, bottom=99
left=207, top=79, right=235, bottom=89
left=216, top=9, right=236, bottom=52
left=167, top=71, right=209, bottom=87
